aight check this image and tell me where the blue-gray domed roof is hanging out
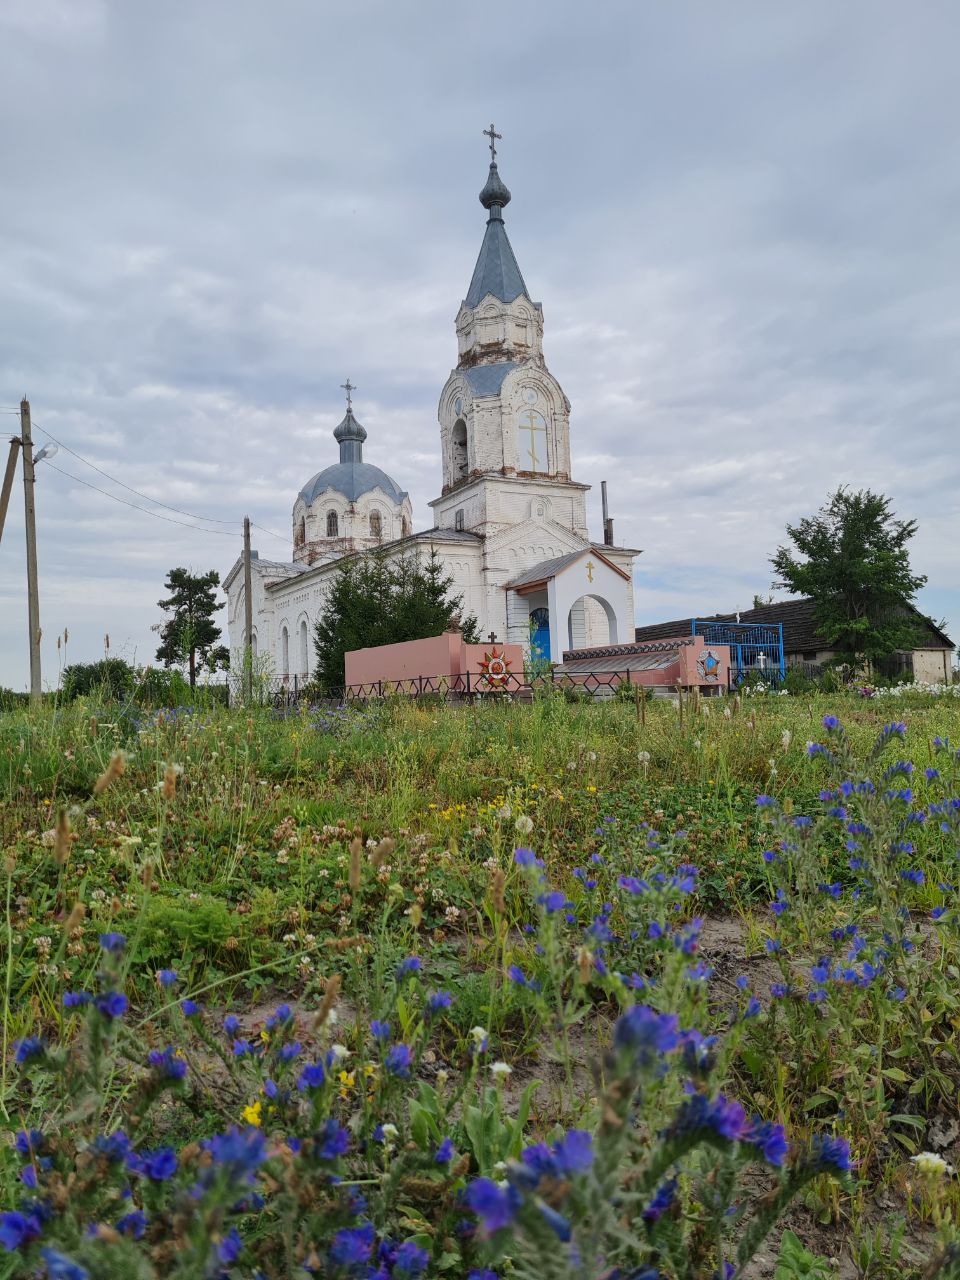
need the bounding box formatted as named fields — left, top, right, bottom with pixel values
left=299, top=461, right=408, bottom=506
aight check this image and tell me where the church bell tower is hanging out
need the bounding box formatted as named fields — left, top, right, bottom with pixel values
left=430, top=128, right=589, bottom=541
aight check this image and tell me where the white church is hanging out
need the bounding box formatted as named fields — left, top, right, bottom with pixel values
left=224, top=133, right=639, bottom=682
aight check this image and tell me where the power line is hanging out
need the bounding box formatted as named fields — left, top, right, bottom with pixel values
left=43, top=461, right=239, bottom=537
left=33, top=420, right=238, bottom=524
left=32, top=420, right=291, bottom=544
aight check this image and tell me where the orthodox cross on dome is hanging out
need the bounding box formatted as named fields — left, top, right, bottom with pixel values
left=340, top=378, right=355, bottom=410
left=483, top=122, right=502, bottom=162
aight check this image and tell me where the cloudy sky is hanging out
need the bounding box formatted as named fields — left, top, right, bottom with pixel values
left=1, top=0, right=958, bottom=689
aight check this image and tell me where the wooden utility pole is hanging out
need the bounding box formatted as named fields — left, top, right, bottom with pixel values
left=243, top=516, right=253, bottom=705
left=21, top=399, right=42, bottom=704
left=0, top=436, right=21, bottom=546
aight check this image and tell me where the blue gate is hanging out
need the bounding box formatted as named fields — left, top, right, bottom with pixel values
left=692, top=619, right=785, bottom=685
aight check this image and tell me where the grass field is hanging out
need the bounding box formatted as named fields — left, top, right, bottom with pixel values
left=2, top=688, right=960, bottom=1277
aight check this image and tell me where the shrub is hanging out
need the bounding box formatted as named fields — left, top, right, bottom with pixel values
left=61, top=658, right=136, bottom=702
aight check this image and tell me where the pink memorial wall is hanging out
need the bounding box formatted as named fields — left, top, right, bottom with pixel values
left=345, top=633, right=525, bottom=689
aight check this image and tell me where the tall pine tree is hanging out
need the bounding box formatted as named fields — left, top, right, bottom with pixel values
left=313, top=547, right=478, bottom=690
left=155, top=567, right=228, bottom=688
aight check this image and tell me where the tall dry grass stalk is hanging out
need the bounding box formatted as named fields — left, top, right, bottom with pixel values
left=348, top=838, right=363, bottom=891
left=93, top=752, right=126, bottom=796
left=54, top=810, right=72, bottom=866
left=313, top=973, right=342, bottom=1029
left=162, top=764, right=178, bottom=800
left=369, top=837, right=395, bottom=870
left=491, top=867, right=506, bottom=916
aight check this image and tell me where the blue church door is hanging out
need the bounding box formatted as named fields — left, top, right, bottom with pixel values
left=529, top=608, right=550, bottom=662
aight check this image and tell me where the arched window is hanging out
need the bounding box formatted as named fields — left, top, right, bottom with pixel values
left=326, top=511, right=339, bottom=538
left=281, top=626, right=290, bottom=678
left=299, top=620, right=309, bottom=677
left=369, top=511, right=382, bottom=539
left=452, top=419, right=468, bottom=479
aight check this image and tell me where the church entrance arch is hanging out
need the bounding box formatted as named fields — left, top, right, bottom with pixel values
left=566, top=593, right=618, bottom=652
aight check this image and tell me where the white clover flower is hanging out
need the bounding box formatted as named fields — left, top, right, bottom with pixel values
left=489, top=1061, right=513, bottom=1078
left=469, top=1026, right=488, bottom=1045
left=496, top=804, right=512, bottom=820
left=329, top=1044, right=350, bottom=1061
left=380, top=1123, right=399, bottom=1140
left=911, top=1151, right=954, bottom=1177
left=493, top=1160, right=507, bottom=1174
left=781, top=730, right=792, bottom=749
left=514, top=815, right=534, bottom=835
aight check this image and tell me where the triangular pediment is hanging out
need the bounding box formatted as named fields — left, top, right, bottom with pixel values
left=485, top=516, right=588, bottom=559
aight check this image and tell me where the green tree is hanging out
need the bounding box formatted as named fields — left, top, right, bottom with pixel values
left=154, top=567, right=227, bottom=689
left=770, top=488, right=928, bottom=670
left=313, top=547, right=479, bottom=690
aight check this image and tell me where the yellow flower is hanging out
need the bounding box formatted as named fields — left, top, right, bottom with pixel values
left=586, top=785, right=597, bottom=794
left=241, top=1099, right=262, bottom=1126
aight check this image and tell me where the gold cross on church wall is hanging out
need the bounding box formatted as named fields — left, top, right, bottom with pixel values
left=586, top=560, right=595, bottom=582
left=520, top=409, right=547, bottom=471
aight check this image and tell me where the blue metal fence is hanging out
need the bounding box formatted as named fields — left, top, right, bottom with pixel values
left=692, top=619, right=785, bottom=685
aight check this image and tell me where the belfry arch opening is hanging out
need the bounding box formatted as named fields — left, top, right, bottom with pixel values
left=452, top=419, right=468, bottom=480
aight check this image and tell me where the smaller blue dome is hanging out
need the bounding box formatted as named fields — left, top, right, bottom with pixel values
left=299, top=462, right=408, bottom=506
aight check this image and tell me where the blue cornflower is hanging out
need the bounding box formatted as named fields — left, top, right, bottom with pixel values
left=435, top=1137, right=455, bottom=1163
left=747, top=1119, right=788, bottom=1166
left=513, top=847, right=538, bottom=866
left=208, top=1126, right=267, bottom=1178
left=223, top=1014, right=240, bottom=1036
left=810, top=1134, right=853, bottom=1171
left=277, top=1041, right=302, bottom=1062
left=762, top=850, right=778, bottom=863
left=465, top=1178, right=521, bottom=1234
left=62, top=992, right=91, bottom=1008
left=642, top=1177, right=678, bottom=1223
left=393, top=1240, right=431, bottom=1277
left=467, top=1272, right=500, bottom=1280
left=396, top=956, right=422, bottom=979
left=330, top=1222, right=375, bottom=1267
left=180, top=999, right=201, bottom=1017
left=14, top=1130, right=44, bottom=1157
left=932, top=906, right=948, bottom=920
left=755, top=795, right=777, bottom=807
left=94, top=991, right=128, bottom=1020
left=735, top=975, right=750, bottom=990
left=613, top=1004, right=680, bottom=1065
left=232, top=1038, right=254, bottom=1057
left=536, top=891, right=570, bottom=913
left=671, top=1092, right=747, bottom=1141
left=822, top=715, right=840, bottom=730
left=99, top=932, right=126, bottom=952
left=217, top=1227, right=242, bottom=1264
left=19, top=1166, right=38, bottom=1189
left=266, top=1004, right=292, bottom=1030
left=552, top=1129, right=593, bottom=1174
left=742, top=997, right=762, bottom=1019
left=92, top=1130, right=131, bottom=1162
left=148, top=1047, right=187, bottom=1080
left=370, top=1019, right=391, bottom=1041
left=297, top=1062, right=326, bottom=1090
left=765, top=938, right=781, bottom=953
left=14, top=1036, right=45, bottom=1064
left=618, top=875, right=645, bottom=894
left=770, top=983, right=789, bottom=999
left=157, top=969, right=178, bottom=987
left=138, top=1147, right=177, bottom=1181
left=116, top=1209, right=147, bottom=1238
left=810, top=961, right=830, bottom=984
left=0, top=1209, right=40, bottom=1251
left=900, top=868, right=925, bottom=885
left=39, top=1250, right=88, bottom=1280
left=647, top=921, right=664, bottom=939
left=315, top=1118, right=350, bottom=1160
left=386, top=1043, right=413, bottom=1077
left=426, top=990, right=454, bottom=1015
left=538, top=1202, right=572, bottom=1240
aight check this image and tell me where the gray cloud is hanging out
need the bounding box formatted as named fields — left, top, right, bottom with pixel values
left=1, top=0, right=957, bottom=688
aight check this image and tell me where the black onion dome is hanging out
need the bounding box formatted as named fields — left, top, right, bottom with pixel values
left=479, top=161, right=512, bottom=211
